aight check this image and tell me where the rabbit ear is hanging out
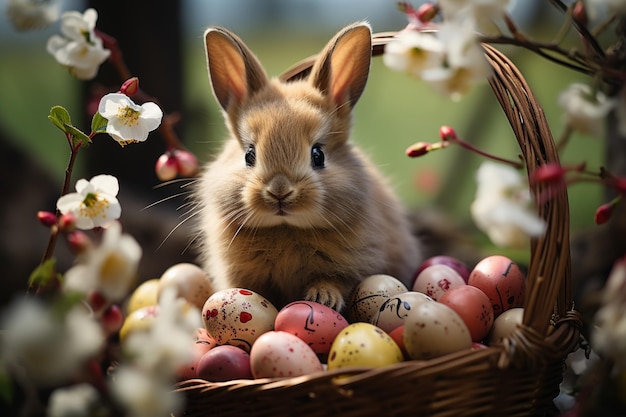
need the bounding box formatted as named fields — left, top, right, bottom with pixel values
left=309, top=22, right=372, bottom=109
left=204, top=27, right=269, bottom=111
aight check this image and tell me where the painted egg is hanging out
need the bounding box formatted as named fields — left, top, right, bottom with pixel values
left=274, top=300, right=348, bottom=355
left=119, top=305, right=159, bottom=344
left=347, top=274, right=408, bottom=323
left=468, top=256, right=525, bottom=317
left=249, top=331, right=323, bottom=378
left=196, top=345, right=253, bottom=381
left=159, top=263, right=214, bottom=309
left=413, top=255, right=471, bottom=286
left=178, top=328, right=217, bottom=380
left=403, top=301, right=472, bottom=360
left=489, top=307, right=524, bottom=345
left=126, top=278, right=160, bottom=314
left=370, top=291, right=433, bottom=333
left=202, top=288, right=278, bottom=353
left=388, top=325, right=408, bottom=359
left=438, top=285, right=494, bottom=342
left=327, top=322, right=403, bottom=370
left=412, top=265, right=466, bottom=300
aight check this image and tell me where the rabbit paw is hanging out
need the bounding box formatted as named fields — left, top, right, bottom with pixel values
left=304, top=282, right=344, bottom=312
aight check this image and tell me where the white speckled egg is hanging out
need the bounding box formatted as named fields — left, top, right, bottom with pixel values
left=347, top=274, right=408, bottom=323
left=202, top=288, right=278, bottom=353
left=370, top=291, right=433, bottom=333
left=327, top=322, right=403, bottom=370
left=412, top=265, right=466, bottom=300
left=403, top=301, right=472, bottom=360
left=159, top=263, right=214, bottom=309
left=489, top=307, right=524, bottom=345
left=250, top=331, right=323, bottom=378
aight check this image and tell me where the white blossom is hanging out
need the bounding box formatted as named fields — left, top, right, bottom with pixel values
left=98, top=93, right=163, bottom=146
left=57, top=174, right=121, bottom=230
left=383, top=30, right=444, bottom=79
left=592, top=256, right=626, bottom=371
left=0, top=298, right=104, bottom=386
left=111, top=366, right=184, bottom=417
left=6, top=0, right=60, bottom=31
left=438, top=0, right=510, bottom=34
left=470, top=161, right=546, bottom=248
left=47, top=383, right=101, bottom=417
left=46, top=8, right=110, bottom=80
left=557, top=83, right=616, bottom=137
left=63, top=221, right=142, bottom=303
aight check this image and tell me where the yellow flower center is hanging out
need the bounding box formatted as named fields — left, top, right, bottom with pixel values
left=80, top=192, right=109, bottom=219
left=117, top=105, right=141, bottom=126
left=100, top=252, right=128, bottom=284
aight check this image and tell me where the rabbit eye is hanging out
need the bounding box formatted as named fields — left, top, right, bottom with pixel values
left=245, top=145, right=256, bottom=167
left=311, top=145, right=325, bottom=169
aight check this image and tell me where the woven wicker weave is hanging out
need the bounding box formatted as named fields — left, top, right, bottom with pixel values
left=174, top=32, right=583, bottom=417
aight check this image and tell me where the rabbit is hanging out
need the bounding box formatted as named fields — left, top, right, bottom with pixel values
left=192, top=21, right=423, bottom=313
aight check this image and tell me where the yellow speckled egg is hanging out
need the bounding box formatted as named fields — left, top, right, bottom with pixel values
left=126, top=279, right=160, bottom=314
left=119, top=305, right=159, bottom=344
left=327, top=322, right=403, bottom=370
left=347, top=274, right=408, bottom=323
left=159, top=263, right=214, bottom=309
left=403, top=301, right=472, bottom=360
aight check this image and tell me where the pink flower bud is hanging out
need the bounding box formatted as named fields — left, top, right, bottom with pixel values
left=66, top=230, right=92, bottom=254
left=37, top=211, right=57, bottom=227
left=573, top=1, right=588, bottom=27
left=58, top=212, right=77, bottom=232
left=88, top=290, right=108, bottom=313
left=416, top=3, right=438, bottom=23
left=101, top=304, right=125, bottom=335
left=439, top=126, right=457, bottom=141
left=120, top=77, right=139, bottom=96
left=595, top=202, right=614, bottom=225
left=406, top=142, right=430, bottom=157
left=174, top=149, right=199, bottom=177
left=533, top=163, right=566, bottom=185
left=612, top=177, right=626, bottom=194
left=155, top=153, right=178, bottom=181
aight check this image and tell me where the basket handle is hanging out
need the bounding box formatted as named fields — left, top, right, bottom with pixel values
left=280, top=32, right=574, bottom=338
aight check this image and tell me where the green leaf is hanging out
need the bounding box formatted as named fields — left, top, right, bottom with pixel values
left=28, top=258, right=58, bottom=288
left=48, top=105, right=72, bottom=133
left=0, top=368, right=13, bottom=405
left=91, top=112, right=108, bottom=135
left=65, top=124, right=91, bottom=147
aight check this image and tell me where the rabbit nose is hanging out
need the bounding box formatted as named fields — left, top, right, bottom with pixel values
left=266, top=174, right=295, bottom=201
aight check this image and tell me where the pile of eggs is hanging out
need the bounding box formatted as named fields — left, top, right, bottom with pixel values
left=121, top=255, right=527, bottom=382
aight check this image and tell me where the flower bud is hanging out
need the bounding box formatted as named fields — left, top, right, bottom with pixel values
left=573, top=1, right=587, bottom=27
left=439, top=125, right=458, bottom=141
left=155, top=153, right=178, bottom=181
left=66, top=230, right=92, bottom=254
left=101, top=304, right=125, bottom=335
left=58, top=212, right=77, bottom=232
left=37, top=211, right=57, bottom=227
left=88, top=290, right=108, bottom=313
left=416, top=3, right=438, bottom=23
left=120, top=77, right=139, bottom=96
left=174, top=149, right=199, bottom=177
left=533, top=163, right=566, bottom=185
left=595, top=202, right=614, bottom=225
left=406, top=142, right=430, bottom=157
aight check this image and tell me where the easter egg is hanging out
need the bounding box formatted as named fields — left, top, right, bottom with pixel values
left=412, top=265, right=466, bottom=300
left=178, top=328, right=217, bottom=380
left=370, top=291, right=433, bottom=333
left=403, top=301, right=472, bottom=360
left=159, top=263, right=214, bottom=309
left=250, top=331, right=323, bottom=378
left=327, top=323, right=403, bottom=370
left=202, top=288, right=278, bottom=353
left=489, top=307, right=524, bottom=345
left=413, top=255, right=470, bottom=286
left=119, top=305, right=159, bottom=344
left=196, top=345, right=253, bottom=381
left=126, top=279, right=160, bottom=314
left=438, top=285, right=494, bottom=342
left=274, top=300, right=348, bottom=355
left=468, top=256, right=525, bottom=317
left=347, top=274, right=408, bottom=323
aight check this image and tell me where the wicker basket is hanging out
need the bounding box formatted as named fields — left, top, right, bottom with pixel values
left=174, top=32, right=583, bottom=417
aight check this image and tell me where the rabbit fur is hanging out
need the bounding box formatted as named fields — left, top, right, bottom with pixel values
left=193, top=21, right=423, bottom=312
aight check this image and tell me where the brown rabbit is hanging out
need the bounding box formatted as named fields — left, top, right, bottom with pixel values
left=193, top=22, right=423, bottom=312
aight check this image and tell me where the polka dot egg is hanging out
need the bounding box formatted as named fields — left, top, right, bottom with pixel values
left=327, top=322, right=403, bottom=370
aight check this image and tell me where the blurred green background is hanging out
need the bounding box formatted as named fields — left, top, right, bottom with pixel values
left=0, top=0, right=605, bottom=263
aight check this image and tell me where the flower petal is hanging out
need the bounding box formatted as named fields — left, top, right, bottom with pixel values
left=90, top=174, right=119, bottom=196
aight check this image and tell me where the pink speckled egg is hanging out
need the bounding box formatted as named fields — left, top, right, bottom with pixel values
left=202, top=288, right=278, bottom=353
left=438, top=285, right=494, bottom=342
left=412, top=265, right=466, bottom=300
left=370, top=291, right=433, bottom=333
left=468, top=256, right=526, bottom=317
left=274, top=301, right=348, bottom=355
left=413, top=255, right=471, bottom=286
left=178, top=328, right=217, bottom=380
left=249, top=331, right=323, bottom=379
